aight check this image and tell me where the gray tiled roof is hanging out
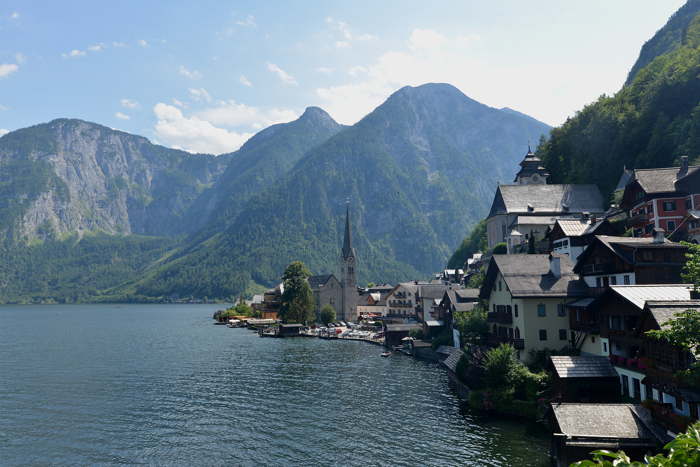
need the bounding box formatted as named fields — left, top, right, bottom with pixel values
left=610, top=285, right=692, bottom=310
left=551, top=403, right=659, bottom=441
left=308, top=274, right=335, bottom=289
left=644, top=300, right=700, bottom=327
left=634, top=166, right=700, bottom=194
left=442, top=348, right=464, bottom=373
left=556, top=218, right=607, bottom=237
left=487, top=254, right=589, bottom=298
left=550, top=356, right=618, bottom=379
left=455, top=289, right=480, bottom=300
left=453, top=302, right=476, bottom=312
left=490, top=184, right=604, bottom=216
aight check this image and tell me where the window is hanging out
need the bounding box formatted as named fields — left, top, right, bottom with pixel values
left=663, top=201, right=677, bottom=211
left=537, top=304, right=546, bottom=317
left=514, top=304, right=519, bottom=317
left=492, top=304, right=496, bottom=313
left=506, top=305, right=512, bottom=315
left=508, top=328, right=513, bottom=338
left=603, top=342, right=608, bottom=353
left=596, top=277, right=602, bottom=287
left=559, top=329, right=567, bottom=340
left=515, top=327, right=520, bottom=338
left=539, top=329, right=547, bottom=341
left=624, top=275, right=630, bottom=285
left=686, top=199, right=692, bottom=210
left=667, top=220, right=676, bottom=232
left=498, top=281, right=502, bottom=291
left=610, top=276, right=617, bottom=285
left=557, top=304, right=566, bottom=317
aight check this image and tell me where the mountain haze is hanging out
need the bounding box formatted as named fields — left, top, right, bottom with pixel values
left=135, top=83, right=551, bottom=299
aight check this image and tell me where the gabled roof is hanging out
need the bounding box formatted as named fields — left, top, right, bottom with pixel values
left=551, top=403, right=661, bottom=443
left=608, top=285, right=692, bottom=310
left=574, top=235, right=686, bottom=272
left=555, top=218, right=608, bottom=237
left=455, top=289, right=479, bottom=300
left=442, top=347, right=464, bottom=373
left=480, top=254, right=589, bottom=299
left=550, top=356, right=618, bottom=379
left=633, top=166, right=700, bottom=194
left=308, top=274, right=336, bottom=289
left=488, top=184, right=605, bottom=218
left=418, top=284, right=456, bottom=300
left=644, top=300, right=700, bottom=328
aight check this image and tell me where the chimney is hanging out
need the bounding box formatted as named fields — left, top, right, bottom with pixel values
left=678, top=156, right=689, bottom=178
left=653, top=227, right=665, bottom=244
left=549, top=254, right=561, bottom=278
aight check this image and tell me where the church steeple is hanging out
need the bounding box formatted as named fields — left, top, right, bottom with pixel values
left=514, top=146, right=549, bottom=185
left=342, top=203, right=355, bottom=259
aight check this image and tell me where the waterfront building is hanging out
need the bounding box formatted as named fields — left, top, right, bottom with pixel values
left=480, top=254, right=589, bottom=363
left=485, top=148, right=605, bottom=250
left=620, top=156, right=700, bottom=237
left=308, top=274, right=343, bottom=321
left=385, top=283, right=419, bottom=320
left=257, top=284, right=283, bottom=320
left=548, top=356, right=619, bottom=403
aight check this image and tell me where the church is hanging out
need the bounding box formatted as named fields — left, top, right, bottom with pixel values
left=308, top=205, right=359, bottom=322
left=485, top=148, right=605, bottom=253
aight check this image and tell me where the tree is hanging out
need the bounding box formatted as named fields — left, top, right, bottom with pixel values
left=573, top=422, right=700, bottom=466
left=681, top=242, right=700, bottom=293
left=280, top=261, right=315, bottom=324
left=492, top=242, right=507, bottom=255
left=319, top=304, right=336, bottom=325
left=366, top=282, right=375, bottom=288
left=454, top=305, right=489, bottom=345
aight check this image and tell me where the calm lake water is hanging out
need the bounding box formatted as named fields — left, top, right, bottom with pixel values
left=0, top=304, right=550, bottom=466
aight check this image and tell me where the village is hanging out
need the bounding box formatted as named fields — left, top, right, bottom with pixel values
left=214, top=148, right=700, bottom=465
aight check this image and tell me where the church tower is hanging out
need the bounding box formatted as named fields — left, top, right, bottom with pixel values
left=340, top=204, right=357, bottom=322
left=514, top=146, right=549, bottom=185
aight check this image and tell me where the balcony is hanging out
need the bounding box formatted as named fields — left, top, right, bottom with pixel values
left=487, top=311, right=513, bottom=324
left=581, top=263, right=615, bottom=275
left=570, top=320, right=600, bottom=334
left=487, top=334, right=524, bottom=350
left=643, top=400, right=692, bottom=434
left=627, top=212, right=649, bottom=227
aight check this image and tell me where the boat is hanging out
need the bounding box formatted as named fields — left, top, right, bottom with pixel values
left=381, top=351, right=392, bottom=357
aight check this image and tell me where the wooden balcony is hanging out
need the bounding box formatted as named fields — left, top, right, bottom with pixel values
left=487, top=311, right=513, bottom=324
left=487, top=334, right=524, bottom=350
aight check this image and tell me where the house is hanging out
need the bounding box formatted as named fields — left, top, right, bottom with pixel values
left=548, top=215, right=616, bottom=263
left=258, top=284, right=283, bottom=320
left=435, top=269, right=465, bottom=284
left=485, top=149, right=605, bottom=250
left=549, top=403, right=668, bottom=466
left=572, top=232, right=688, bottom=294
left=480, top=254, right=589, bottom=362
left=385, top=283, right=419, bottom=320
left=620, top=157, right=700, bottom=237
left=549, top=356, right=620, bottom=403
left=595, top=285, right=692, bottom=402
left=308, top=274, right=342, bottom=321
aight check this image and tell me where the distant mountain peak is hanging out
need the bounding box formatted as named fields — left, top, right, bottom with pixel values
left=298, top=106, right=337, bottom=126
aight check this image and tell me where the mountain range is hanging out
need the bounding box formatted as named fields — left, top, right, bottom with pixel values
left=0, top=83, right=549, bottom=303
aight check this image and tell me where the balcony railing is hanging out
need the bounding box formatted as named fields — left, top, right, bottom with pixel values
left=487, top=312, right=513, bottom=324
left=487, top=334, right=524, bottom=350
left=627, top=213, right=649, bottom=227
left=581, top=263, right=615, bottom=275
left=570, top=321, right=600, bottom=333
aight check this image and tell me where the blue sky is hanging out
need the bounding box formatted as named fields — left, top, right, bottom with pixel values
left=0, top=0, right=687, bottom=154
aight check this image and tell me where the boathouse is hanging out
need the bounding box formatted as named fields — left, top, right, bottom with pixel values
left=549, top=356, right=620, bottom=402
left=278, top=324, right=304, bottom=337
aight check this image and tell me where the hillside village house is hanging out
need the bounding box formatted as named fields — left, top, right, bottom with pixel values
left=572, top=232, right=688, bottom=294
left=548, top=216, right=615, bottom=263
left=620, top=157, right=700, bottom=237
left=485, top=149, right=605, bottom=251
left=480, top=254, right=589, bottom=362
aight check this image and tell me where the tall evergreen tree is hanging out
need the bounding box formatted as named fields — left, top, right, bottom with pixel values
left=280, top=261, right=315, bottom=324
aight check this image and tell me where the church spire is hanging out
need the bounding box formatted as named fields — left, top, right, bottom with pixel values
left=342, top=202, right=354, bottom=259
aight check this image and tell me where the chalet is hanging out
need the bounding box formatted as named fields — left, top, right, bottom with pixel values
left=572, top=232, right=688, bottom=294
left=549, top=356, right=620, bottom=403
left=485, top=149, right=605, bottom=250
left=548, top=215, right=615, bottom=262
left=620, top=157, right=700, bottom=237
left=480, top=254, right=589, bottom=362
left=595, top=285, right=691, bottom=402
left=549, top=403, right=668, bottom=466
left=308, top=274, right=342, bottom=321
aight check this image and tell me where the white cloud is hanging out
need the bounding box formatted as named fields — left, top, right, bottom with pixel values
left=239, top=75, right=252, bottom=87
left=326, top=17, right=376, bottom=49
left=10, top=12, right=19, bottom=19
left=15, top=53, right=26, bottom=64
left=195, top=100, right=297, bottom=130
left=179, top=65, right=202, bottom=80
left=0, top=129, right=9, bottom=137
left=0, top=63, right=19, bottom=77
left=267, top=62, right=297, bottom=85
left=112, top=41, right=127, bottom=47
left=153, top=103, right=253, bottom=154
left=172, top=98, right=186, bottom=108
left=137, top=39, right=148, bottom=47
left=235, top=14, right=256, bottom=27
left=115, top=112, right=130, bottom=120
left=120, top=98, right=139, bottom=109
left=316, top=67, right=334, bottom=75
left=0, top=104, right=8, bottom=111
left=88, top=43, right=105, bottom=52
left=62, top=49, right=86, bottom=58
left=188, top=87, right=212, bottom=103
left=348, top=65, right=368, bottom=77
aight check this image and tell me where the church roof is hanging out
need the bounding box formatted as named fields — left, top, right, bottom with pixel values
left=308, top=274, right=336, bottom=289
left=342, top=204, right=356, bottom=259
left=489, top=184, right=605, bottom=218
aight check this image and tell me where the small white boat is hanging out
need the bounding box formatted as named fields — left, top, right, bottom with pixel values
left=381, top=351, right=392, bottom=357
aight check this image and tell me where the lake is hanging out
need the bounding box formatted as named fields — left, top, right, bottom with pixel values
left=0, top=304, right=550, bottom=466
